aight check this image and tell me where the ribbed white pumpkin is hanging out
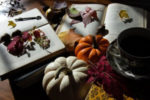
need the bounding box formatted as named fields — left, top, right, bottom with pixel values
left=42, top=56, right=90, bottom=100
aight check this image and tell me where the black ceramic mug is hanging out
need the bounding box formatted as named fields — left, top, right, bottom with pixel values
left=117, top=27, right=150, bottom=72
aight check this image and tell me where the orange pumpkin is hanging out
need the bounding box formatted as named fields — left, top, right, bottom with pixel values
left=75, top=35, right=109, bottom=63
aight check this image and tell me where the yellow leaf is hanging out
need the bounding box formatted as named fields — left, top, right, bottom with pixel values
left=8, top=20, right=16, bottom=28
left=119, top=10, right=129, bottom=19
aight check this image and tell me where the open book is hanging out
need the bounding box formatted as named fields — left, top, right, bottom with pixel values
left=0, top=8, right=65, bottom=79
left=56, top=3, right=147, bottom=43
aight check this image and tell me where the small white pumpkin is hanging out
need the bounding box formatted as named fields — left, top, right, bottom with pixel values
left=42, top=56, right=90, bottom=100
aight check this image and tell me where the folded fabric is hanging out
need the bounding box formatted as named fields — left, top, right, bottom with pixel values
left=85, top=84, right=134, bottom=100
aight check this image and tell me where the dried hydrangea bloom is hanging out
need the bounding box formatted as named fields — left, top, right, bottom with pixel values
left=7, top=36, right=24, bottom=56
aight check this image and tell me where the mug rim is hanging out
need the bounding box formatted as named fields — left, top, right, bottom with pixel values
left=117, top=27, right=150, bottom=60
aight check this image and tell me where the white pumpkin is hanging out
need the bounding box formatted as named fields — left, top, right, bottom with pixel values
left=42, top=56, right=91, bottom=100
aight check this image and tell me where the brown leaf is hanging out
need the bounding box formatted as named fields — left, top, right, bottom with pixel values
left=58, top=29, right=83, bottom=53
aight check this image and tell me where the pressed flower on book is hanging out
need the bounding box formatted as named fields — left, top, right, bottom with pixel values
left=68, top=6, right=99, bottom=27
left=0, top=28, right=50, bottom=56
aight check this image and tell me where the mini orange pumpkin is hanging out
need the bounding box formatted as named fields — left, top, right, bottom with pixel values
left=75, top=35, right=109, bottom=63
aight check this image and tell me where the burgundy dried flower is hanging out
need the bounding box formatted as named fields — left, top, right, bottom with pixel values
left=7, top=36, right=24, bottom=56
left=33, top=30, right=41, bottom=38
left=6, top=29, right=50, bottom=56
left=22, top=31, right=32, bottom=41
left=87, top=56, right=127, bottom=100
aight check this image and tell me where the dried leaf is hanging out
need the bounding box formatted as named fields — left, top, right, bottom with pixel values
left=8, top=20, right=16, bottom=28
left=70, top=6, right=99, bottom=27
left=58, top=29, right=82, bottom=52
left=119, top=10, right=133, bottom=23
left=80, top=11, right=92, bottom=27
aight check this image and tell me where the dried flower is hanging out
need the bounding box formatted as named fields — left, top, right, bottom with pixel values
left=7, top=36, right=24, bottom=56
left=33, top=29, right=50, bottom=49
left=39, top=38, right=50, bottom=49
left=4, top=28, right=50, bottom=56
left=33, top=30, right=41, bottom=38
left=88, top=56, right=127, bottom=100
left=22, top=31, right=32, bottom=41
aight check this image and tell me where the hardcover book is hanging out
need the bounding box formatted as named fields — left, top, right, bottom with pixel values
left=56, top=3, right=147, bottom=43
left=0, top=8, right=65, bottom=79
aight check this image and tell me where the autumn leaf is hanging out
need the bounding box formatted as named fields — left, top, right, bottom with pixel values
left=8, top=20, right=16, bottom=28
left=69, top=6, right=99, bottom=27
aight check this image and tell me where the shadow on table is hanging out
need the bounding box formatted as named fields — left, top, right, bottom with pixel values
left=9, top=66, right=50, bottom=100
left=125, top=79, right=150, bottom=100
left=10, top=80, right=49, bottom=100
left=8, top=52, right=70, bottom=100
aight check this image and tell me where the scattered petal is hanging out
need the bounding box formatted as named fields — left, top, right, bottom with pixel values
left=33, top=29, right=50, bottom=49
left=69, top=6, right=99, bottom=27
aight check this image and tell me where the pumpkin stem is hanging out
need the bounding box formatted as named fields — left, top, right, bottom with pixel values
left=55, top=67, right=72, bottom=79
left=92, top=36, right=98, bottom=49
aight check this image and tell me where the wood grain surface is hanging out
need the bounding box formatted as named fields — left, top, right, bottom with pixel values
left=0, top=80, right=14, bottom=100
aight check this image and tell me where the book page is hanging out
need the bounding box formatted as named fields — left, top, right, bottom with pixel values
left=0, top=8, right=48, bottom=37
left=0, top=24, right=65, bottom=79
left=56, top=4, right=106, bottom=36
left=104, top=3, right=147, bottom=43
left=0, top=9, right=65, bottom=79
